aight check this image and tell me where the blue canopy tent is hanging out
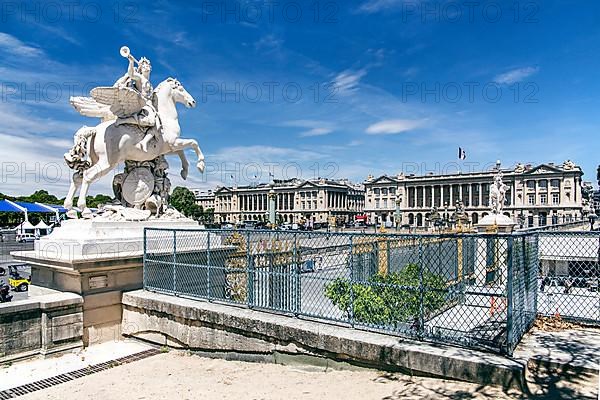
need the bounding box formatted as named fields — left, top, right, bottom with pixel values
left=0, top=199, right=24, bottom=213
left=0, top=200, right=63, bottom=231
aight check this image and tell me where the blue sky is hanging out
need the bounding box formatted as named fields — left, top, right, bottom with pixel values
left=1, top=0, right=599, bottom=196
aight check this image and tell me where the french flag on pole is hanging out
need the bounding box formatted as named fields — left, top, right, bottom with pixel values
left=458, top=147, right=467, bottom=160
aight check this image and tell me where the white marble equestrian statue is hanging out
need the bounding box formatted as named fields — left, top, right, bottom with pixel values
left=64, top=46, right=205, bottom=218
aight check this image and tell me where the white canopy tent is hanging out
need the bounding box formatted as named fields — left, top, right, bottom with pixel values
left=16, top=220, right=36, bottom=234
left=34, top=220, right=53, bottom=236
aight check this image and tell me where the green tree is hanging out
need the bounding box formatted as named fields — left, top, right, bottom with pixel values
left=325, top=264, right=447, bottom=327
left=19, top=190, right=61, bottom=205
left=170, top=186, right=199, bottom=218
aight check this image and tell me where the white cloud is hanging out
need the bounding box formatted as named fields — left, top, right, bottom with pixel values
left=254, top=34, right=284, bottom=52
left=0, top=32, right=44, bottom=58
left=494, top=66, right=539, bottom=85
left=299, top=127, right=332, bottom=137
left=333, top=69, right=367, bottom=95
left=282, top=120, right=335, bottom=137
left=357, top=0, right=409, bottom=14
left=365, top=119, right=427, bottom=135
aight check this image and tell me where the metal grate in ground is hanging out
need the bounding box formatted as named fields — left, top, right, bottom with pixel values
left=0, top=348, right=160, bottom=399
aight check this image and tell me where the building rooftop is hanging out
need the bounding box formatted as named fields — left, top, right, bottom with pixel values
left=365, top=161, right=583, bottom=184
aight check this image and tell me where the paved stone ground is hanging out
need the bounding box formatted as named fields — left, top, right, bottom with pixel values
left=14, top=351, right=599, bottom=400
left=514, top=327, right=600, bottom=373
left=0, top=341, right=152, bottom=391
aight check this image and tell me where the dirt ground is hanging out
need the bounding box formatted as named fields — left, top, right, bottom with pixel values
left=18, top=352, right=598, bottom=400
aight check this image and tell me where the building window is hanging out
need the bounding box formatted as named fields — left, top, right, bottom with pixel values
left=527, top=180, right=535, bottom=189
left=552, top=193, right=559, bottom=205
left=375, top=199, right=380, bottom=208
left=382, top=188, right=388, bottom=195
left=528, top=194, right=535, bottom=205
left=539, top=180, right=547, bottom=190
left=540, top=194, right=547, bottom=205
left=389, top=187, right=396, bottom=195
left=551, top=179, right=560, bottom=189
left=374, top=188, right=380, bottom=195
left=382, top=199, right=387, bottom=208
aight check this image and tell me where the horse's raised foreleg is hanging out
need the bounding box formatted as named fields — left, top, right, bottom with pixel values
left=77, top=161, right=114, bottom=218
left=64, top=172, right=83, bottom=219
left=169, top=138, right=205, bottom=173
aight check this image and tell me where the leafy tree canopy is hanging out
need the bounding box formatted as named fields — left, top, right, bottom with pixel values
left=325, top=264, right=447, bottom=327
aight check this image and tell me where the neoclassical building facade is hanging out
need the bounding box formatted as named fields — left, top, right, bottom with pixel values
left=364, top=161, right=586, bottom=228
left=199, top=178, right=365, bottom=225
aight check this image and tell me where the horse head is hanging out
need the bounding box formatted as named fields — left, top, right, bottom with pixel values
left=154, top=77, right=196, bottom=109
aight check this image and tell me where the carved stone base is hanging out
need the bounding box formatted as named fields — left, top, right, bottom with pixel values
left=10, top=218, right=221, bottom=346
left=476, top=214, right=516, bottom=234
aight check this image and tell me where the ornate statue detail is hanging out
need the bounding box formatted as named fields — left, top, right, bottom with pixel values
left=111, top=155, right=172, bottom=217
left=64, top=45, right=205, bottom=219
left=453, top=200, right=469, bottom=225
left=426, top=206, right=442, bottom=227
left=562, top=159, right=576, bottom=170
left=514, top=163, right=526, bottom=173
left=489, top=161, right=508, bottom=215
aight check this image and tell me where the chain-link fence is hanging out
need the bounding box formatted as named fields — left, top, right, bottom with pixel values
left=144, top=228, right=549, bottom=355
left=537, top=231, right=600, bottom=324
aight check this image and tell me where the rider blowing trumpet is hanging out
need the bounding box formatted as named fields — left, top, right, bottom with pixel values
left=114, top=46, right=160, bottom=152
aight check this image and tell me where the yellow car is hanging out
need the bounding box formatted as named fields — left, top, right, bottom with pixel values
left=8, top=265, right=30, bottom=292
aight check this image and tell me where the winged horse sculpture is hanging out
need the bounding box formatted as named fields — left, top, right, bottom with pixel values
left=64, top=47, right=205, bottom=219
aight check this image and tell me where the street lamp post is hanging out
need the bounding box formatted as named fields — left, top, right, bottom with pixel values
left=518, top=210, right=525, bottom=229
left=443, top=203, right=449, bottom=229
left=268, top=189, right=276, bottom=227
left=395, top=195, right=402, bottom=231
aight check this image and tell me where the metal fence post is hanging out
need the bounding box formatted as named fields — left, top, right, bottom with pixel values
left=143, top=228, right=147, bottom=289
left=418, top=236, right=424, bottom=339
left=293, top=232, right=299, bottom=316
left=506, top=235, right=514, bottom=355
left=246, top=230, right=253, bottom=308
left=173, top=230, right=177, bottom=295
left=207, top=231, right=211, bottom=300
left=349, top=235, right=355, bottom=327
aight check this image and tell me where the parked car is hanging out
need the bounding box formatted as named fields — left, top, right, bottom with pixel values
left=8, top=265, right=30, bottom=292
left=300, top=259, right=315, bottom=273
left=16, top=233, right=36, bottom=243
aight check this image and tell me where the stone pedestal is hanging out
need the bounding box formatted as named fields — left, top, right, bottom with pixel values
left=474, top=214, right=516, bottom=286
left=476, top=214, right=516, bottom=234
left=11, top=217, right=217, bottom=346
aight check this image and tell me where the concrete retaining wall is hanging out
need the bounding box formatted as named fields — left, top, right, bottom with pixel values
left=0, top=288, right=83, bottom=363
left=122, top=290, right=526, bottom=390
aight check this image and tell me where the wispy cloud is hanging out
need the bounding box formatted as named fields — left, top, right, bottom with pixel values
left=357, top=0, right=410, bottom=14
left=254, top=34, right=284, bottom=52
left=0, top=32, right=44, bottom=57
left=333, top=69, right=367, bottom=95
left=494, top=66, right=539, bottom=85
left=365, top=119, right=427, bottom=135
left=283, top=120, right=335, bottom=137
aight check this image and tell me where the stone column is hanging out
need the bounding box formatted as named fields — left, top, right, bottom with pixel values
left=430, top=185, right=434, bottom=206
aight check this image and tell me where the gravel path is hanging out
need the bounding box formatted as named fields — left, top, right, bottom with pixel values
left=17, top=351, right=598, bottom=400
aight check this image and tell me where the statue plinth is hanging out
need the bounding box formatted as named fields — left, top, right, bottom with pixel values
left=11, top=217, right=222, bottom=346
left=476, top=213, right=516, bottom=234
